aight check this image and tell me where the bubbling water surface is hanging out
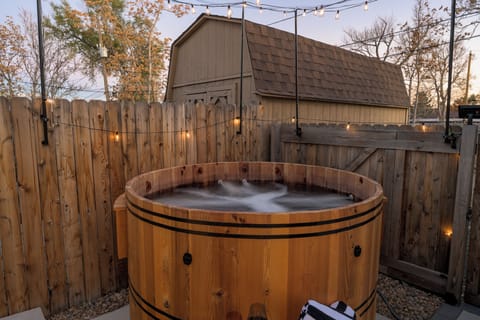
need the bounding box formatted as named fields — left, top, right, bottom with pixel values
left=149, top=179, right=356, bottom=213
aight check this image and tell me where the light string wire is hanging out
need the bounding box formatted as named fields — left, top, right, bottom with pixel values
left=23, top=102, right=433, bottom=136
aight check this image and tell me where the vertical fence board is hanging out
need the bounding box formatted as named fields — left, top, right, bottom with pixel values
left=89, top=101, right=115, bottom=294
left=447, top=125, right=478, bottom=303
left=162, top=102, right=175, bottom=168
left=0, top=97, right=27, bottom=314
left=467, top=140, right=480, bottom=303
left=195, top=104, right=208, bottom=163
left=215, top=104, right=226, bottom=162
left=135, top=102, right=152, bottom=174
left=11, top=97, right=48, bottom=311
left=121, top=101, right=138, bottom=181
left=54, top=100, right=85, bottom=305
left=105, top=101, right=126, bottom=288
left=174, top=104, right=186, bottom=166
left=381, top=149, right=405, bottom=260
left=149, top=103, right=164, bottom=169
left=206, top=104, right=217, bottom=162
left=33, top=99, right=66, bottom=314
left=0, top=240, right=7, bottom=317
left=72, top=100, right=101, bottom=301
left=185, top=103, right=197, bottom=165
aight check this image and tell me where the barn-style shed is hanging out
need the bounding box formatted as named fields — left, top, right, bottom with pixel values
left=165, top=14, right=410, bottom=124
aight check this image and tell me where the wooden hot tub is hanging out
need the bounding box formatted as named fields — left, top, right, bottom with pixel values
left=115, top=162, right=384, bottom=319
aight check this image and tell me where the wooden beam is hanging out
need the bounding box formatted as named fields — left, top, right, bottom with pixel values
left=270, top=123, right=281, bottom=162
left=381, top=258, right=447, bottom=295
left=342, top=147, right=377, bottom=172
left=447, top=125, right=478, bottom=304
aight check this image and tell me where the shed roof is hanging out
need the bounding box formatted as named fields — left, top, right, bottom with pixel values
left=166, top=14, right=410, bottom=108
left=245, top=21, right=409, bottom=108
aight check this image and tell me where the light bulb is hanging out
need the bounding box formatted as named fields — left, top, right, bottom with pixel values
left=319, top=5, right=325, bottom=16
left=191, top=4, right=195, bottom=14
left=283, top=10, right=287, bottom=17
left=114, top=131, right=120, bottom=142
left=259, top=6, right=263, bottom=14
left=346, top=122, right=350, bottom=130
left=303, top=9, right=306, bottom=17
left=256, top=0, right=260, bottom=6
left=242, top=2, right=247, bottom=8
left=364, top=0, right=368, bottom=11
left=167, top=0, right=171, bottom=10
left=206, top=5, right=210, bottom=15
left=335, top=10, right=340, bottom=20
left=227, top=5, right=232, bottom=18
left=314, top=7, right=318, bottom=16
left=291, top=116, right=296, bottom=123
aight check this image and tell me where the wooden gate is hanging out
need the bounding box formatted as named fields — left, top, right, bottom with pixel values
left=272, top=123, right=478, bottom=304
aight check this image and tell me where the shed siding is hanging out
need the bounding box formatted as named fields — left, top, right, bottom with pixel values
left=172, top=19, right=256, bottom=105
left=261, top=97, right=408, bottom=124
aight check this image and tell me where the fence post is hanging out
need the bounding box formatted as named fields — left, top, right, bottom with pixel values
left=447, top=125, right=478, bottom=303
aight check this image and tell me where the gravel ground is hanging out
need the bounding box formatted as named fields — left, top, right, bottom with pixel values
left=47, top=289, right=128, bottom=320
left=46, top=274, right=444, bottom=320
left=376, top=273, right=444, bottom=320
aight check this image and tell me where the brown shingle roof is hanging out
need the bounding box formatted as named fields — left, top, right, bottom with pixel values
left=245, top=21, right=410, bottom=108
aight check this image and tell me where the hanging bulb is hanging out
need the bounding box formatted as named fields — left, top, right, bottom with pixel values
left=346, top=122, right=350, bottom=130
left=259, top=6, right=263, bottom=14
left=191, top=4, right=195, bottom=14
left=167, top=0, right=171, bottom=10
left=302, top=9, right=306, bottom=16
left=256, top=0, right=260, bottom=6
left=205, top=5, right=210, bottom=15
left=364, top=0, right=368, bottom=11
left=314, top=7, right=318, bottom=16
left=283, top=10, right=287, bottom=17
left=227, top=5, right=232, bottom=18
left=335, top=10, right=340, bottom=20
left=319, top=5, right=325, bottom=16
left=242, top=2, right=247, bottom=8
left=114, top=131, right=120, bottom=142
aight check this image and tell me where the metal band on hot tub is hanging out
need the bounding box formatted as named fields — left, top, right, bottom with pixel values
left=126, top=198, right=383, bottom=239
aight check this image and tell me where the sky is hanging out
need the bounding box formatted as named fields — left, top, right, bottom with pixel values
left=2, top=0, right=479, bottom=99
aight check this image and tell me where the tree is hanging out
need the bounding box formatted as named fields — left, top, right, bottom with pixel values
left=0, top=16, right=25, bottom=97
left=47, top=0, right=185, bottom=102
left=18, top=9, right=86, bottom=100
left=342, top=16, right=396, bottom=62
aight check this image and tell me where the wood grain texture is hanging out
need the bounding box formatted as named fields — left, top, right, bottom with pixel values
left=11, top=97, right=49, bottom=311
left=124, top=162, right=383, bottom=320
left=0, top=97, right=28, bottom=314
left=33, top=99, right=67, bottom=314
left=72, top=100, right=101, bottom=301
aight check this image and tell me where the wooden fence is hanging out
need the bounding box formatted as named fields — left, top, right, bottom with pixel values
left=0, top=97, right=270, bottom=317
left=272, top=123, right=479, bottom=305
left=0, top=97, right=480, bottom=317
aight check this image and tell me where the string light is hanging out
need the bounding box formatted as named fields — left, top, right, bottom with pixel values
left=302, top=9, right=306, bottom=17
left=114, top=131, right=120, bottom=142
left=314, top=7, right=318, bottom=16
left=234, top=116, right=241, bottom=126
left=335, top=10, right=340, bottom=20
left=283, top=10, right=287, bottom=17
left=291, top=116, right=296, bottom=123
left=319, top=5, right=325, bottom=16
left=185, top=130, right=191, bottom=139
left=205, top=5, right=210, bottom=15
left=191, top=4, right=196, bottom=14
left=346, top=122, right=350, bottom=130
left=256, top=0, right=260, bottom=6
left=167, top=0, right=171, bottom=10
left=227, top=5, right=232, bottom=18
left=364, top=0, right=368, bottom=11
left=242, top=2, right=247, bottom=8
left=259, top=6, right=263, bottom=14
